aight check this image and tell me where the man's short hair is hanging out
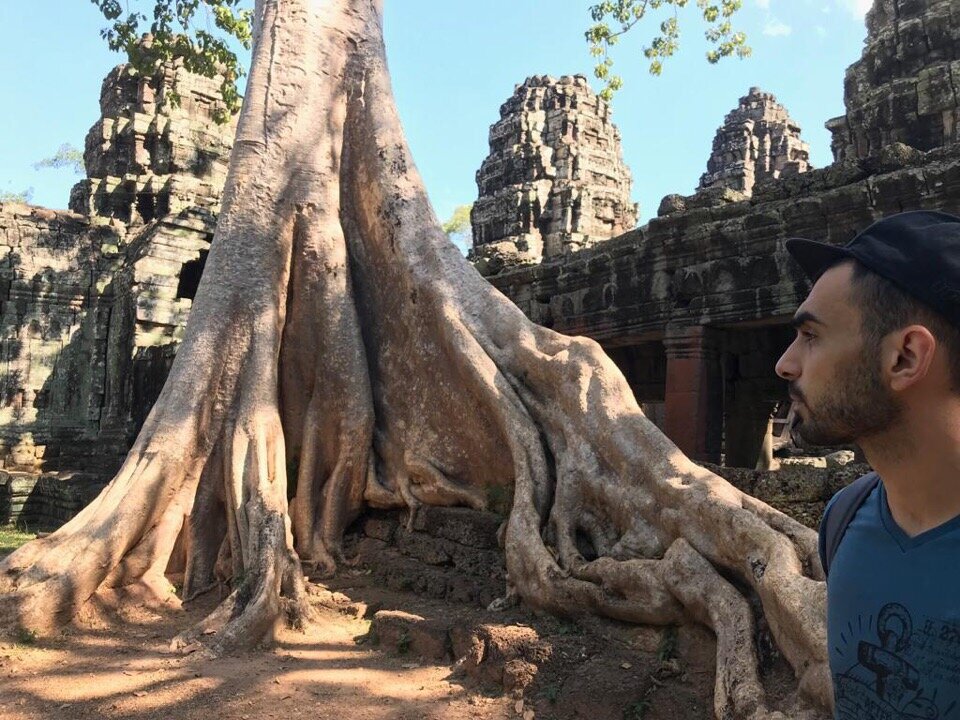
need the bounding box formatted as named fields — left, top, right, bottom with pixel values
left=850, top=260, right=960, bottom=391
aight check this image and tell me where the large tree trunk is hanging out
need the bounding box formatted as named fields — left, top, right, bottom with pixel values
left=0, top=1, right=830, bottom=716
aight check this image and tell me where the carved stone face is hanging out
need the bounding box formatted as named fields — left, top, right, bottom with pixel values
left=775, top=261, right=902, bottom=447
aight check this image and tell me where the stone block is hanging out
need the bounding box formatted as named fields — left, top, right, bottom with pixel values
left=450, top=623, right=550, bottom=694
left=370, top=610, right=452, bottom=660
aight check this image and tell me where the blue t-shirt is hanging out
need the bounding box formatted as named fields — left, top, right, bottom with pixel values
left=826, top=481, right=960, bottom=719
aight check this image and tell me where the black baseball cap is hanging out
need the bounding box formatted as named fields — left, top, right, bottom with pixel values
left=785, top=210, right=960, bottom=327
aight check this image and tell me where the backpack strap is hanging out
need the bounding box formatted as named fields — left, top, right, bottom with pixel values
left=818, top=471, right=880, bottom=578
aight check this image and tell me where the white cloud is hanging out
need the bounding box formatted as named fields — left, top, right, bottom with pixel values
left=763, top=18, right=793, bottom=37
left=755, top=0, right=771, bottom=8
left=837, top=0, right=872, bottom=18
left=815, top=25, right=828, bottom=38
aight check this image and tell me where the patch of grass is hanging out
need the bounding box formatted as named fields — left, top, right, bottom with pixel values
left=0, top=525, right=35, bottom=558
left=623, top=699, right=650, bottom=720
left=657, top=625, right=678, bottom=661
left=13, top=626, right=38, bottom=646
left=541, top=683, right=560, bottom=704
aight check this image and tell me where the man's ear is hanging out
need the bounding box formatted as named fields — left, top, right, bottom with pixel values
left=887, top=325, right=938, bottom=392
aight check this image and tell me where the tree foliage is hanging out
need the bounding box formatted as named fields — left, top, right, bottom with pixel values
left=441, top=204, right=472, bottom=236
left=33, top=143, right=85, bottom=175
left=442, top=203, right=473, bottom=254
left=0, top=187, right=34, bottom=204
left=586, top=0, right=750, bottom=100
left=90, top=0, right=253, bottom=120
left=88, top=1, right=749, bottom=117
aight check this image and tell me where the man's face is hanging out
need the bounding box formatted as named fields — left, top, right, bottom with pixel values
left=775, top=262, right=902, bottom=446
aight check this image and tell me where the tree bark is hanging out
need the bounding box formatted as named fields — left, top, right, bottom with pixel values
left=0, top=1, right=831, bottom=716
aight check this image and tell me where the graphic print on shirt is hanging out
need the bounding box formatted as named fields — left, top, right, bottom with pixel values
left=833, top=602, right=960, bottom=719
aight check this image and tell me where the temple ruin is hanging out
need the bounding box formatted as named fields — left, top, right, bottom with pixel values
left=698, top=86, right=811, bottom=196
left=491, top=0, right=960, bottom=466
left=0, top=56, right=233, bottom=475
left=827, top=0, right=959, bottom=161
left=1, top=0, right=958, bottom=501
left=469, top=75, right=637, bottom=274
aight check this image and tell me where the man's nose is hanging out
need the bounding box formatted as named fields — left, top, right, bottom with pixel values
left=775, top=342, right=800, bottom=381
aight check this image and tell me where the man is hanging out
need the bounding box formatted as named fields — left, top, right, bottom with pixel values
left=775, top=209, right=960, bottom=719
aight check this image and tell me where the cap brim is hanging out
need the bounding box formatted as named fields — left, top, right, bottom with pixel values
left=784, top=238, right=855, bottom=281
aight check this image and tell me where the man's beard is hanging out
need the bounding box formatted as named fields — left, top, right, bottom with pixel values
left=790, top=350, right=902, bottom=447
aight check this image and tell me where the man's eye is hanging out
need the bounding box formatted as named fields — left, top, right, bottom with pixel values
left=799, top=330, right=816, bottom=342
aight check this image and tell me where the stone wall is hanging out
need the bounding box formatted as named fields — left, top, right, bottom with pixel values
left=491, top=143, right=960, bottom=462
left=0, top=54, right=229, bottom=473
left=470, top=75, right=637, bottom=274
left=353, top=506, right=507, bottom=607
left=0, top=203, right=122, bottom=469
left=0, top=470, right=108, bottom=530
left=98, top=209, right=214, bottom=444
left=492, top=145, right=960, bottom=340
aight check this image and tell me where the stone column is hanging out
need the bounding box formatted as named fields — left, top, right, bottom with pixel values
left=663, top=326, right=723, bottom=463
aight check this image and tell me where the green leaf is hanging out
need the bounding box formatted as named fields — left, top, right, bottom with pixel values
left=585, top=0, right=749, bottom=101
left=89, top=0, right=252, bottom=122
left=33, top=144, right=85, bottom=175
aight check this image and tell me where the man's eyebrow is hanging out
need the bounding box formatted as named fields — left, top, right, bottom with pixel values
left=791, top=310, right=825, bottom=329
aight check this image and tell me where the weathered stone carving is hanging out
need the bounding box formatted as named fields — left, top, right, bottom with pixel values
left=470, top=75, right=637, bottom=275
left=827, top=0, right=960, bottom=161
left=69, top=56, right=236, bottom=229
left=698, top=87, right=811, bottom=196
left=0, top=57, right=227, bottom=472
left=0, top=204, right=122, bottom=470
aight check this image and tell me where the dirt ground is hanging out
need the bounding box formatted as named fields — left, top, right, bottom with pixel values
left=0, top=577, right=513, bottom=720
left=0, top=562, right=751, bottom=720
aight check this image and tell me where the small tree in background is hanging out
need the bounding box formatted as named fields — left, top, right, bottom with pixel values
left=34, top=144, right=85, bottom=175
left=442, top=203, right=473, bottom=255
left=0, top=187, right=34, bottom=204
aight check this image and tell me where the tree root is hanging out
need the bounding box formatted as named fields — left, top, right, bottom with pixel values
left=344, top=13, right=831, bottom=715
left=172, top=511, right=312, bottom=655
left=0, top=3, right=833, bottom=716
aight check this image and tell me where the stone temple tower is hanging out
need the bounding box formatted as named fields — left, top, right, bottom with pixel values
left=69, top=55, right=237, bottom=229
left=470, top=75, right=637, bottom=275
left=827, top=0, right=960, bottom=161
left=698, top=87, right=811, bottom=196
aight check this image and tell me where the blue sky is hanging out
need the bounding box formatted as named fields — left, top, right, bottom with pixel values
left=0, top=0, right=872, bottom=228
